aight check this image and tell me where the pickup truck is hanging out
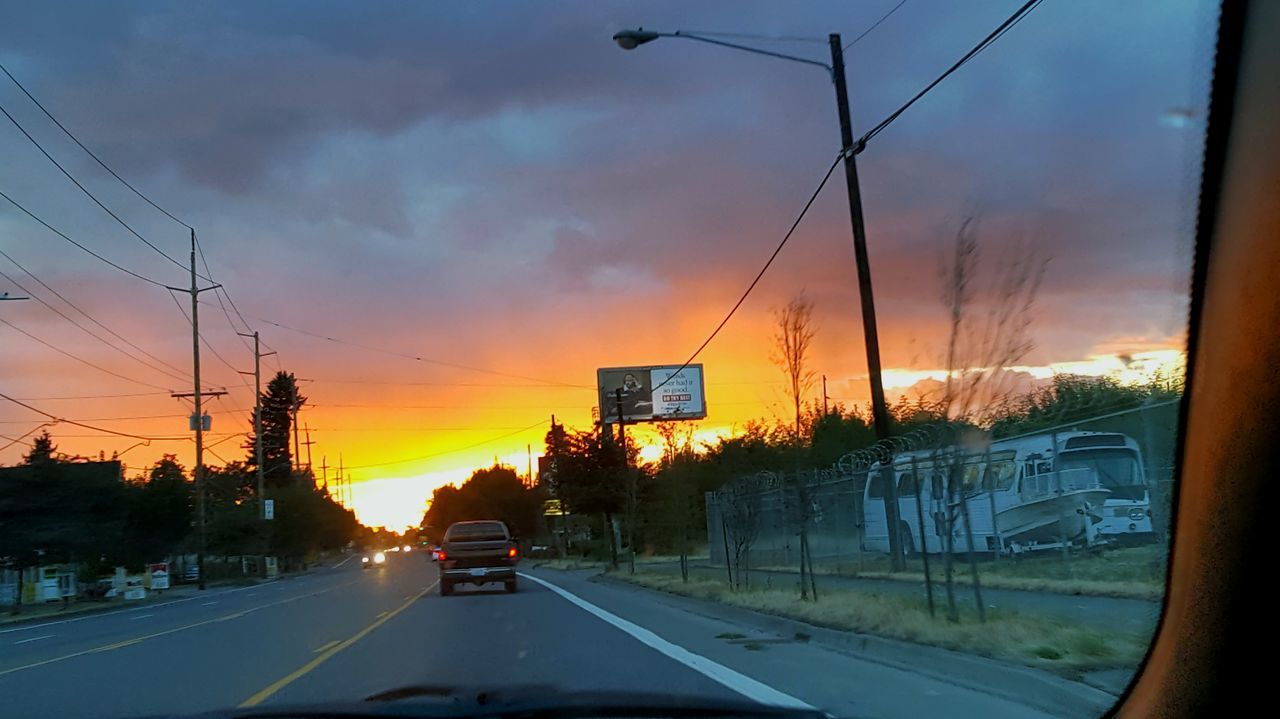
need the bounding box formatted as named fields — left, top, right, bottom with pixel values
left=438, top=520, right=519, bottom=595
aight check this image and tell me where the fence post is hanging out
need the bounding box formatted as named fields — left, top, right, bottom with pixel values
left=911, top=456, right=935, bottom=618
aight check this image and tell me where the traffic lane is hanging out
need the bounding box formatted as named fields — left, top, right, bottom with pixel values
left=0, top=563, right=367, bottom=671
left=0, top=557, right=435, bottom=719
left=678, top=563, right=1159, bottom=635
left=519, top=569, right=1061, bottom=719
left=257, top=564, right=742, bottom=708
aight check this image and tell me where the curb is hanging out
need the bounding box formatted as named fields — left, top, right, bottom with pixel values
left=589, top=571, right=1119, bottom=718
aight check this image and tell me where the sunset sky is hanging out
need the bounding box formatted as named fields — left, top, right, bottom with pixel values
left=0, top=1, right=1210, bottom=529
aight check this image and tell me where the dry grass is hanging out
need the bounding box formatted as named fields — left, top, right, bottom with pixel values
left=617, top=572, right=1149, bottom=675
left=761, top=545, right=1166, bottom=600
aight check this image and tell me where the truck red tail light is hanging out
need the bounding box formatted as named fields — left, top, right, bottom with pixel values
left=437, top=550, right=446, bottom=561
left=507, top=546, right=517, bottom=558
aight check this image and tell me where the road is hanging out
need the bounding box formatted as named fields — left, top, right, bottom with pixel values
left=0, top=554, right=1081, bottom=719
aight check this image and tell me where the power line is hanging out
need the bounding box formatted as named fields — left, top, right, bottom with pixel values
left=0, top=391, right=189, bottom=440
left=0, top=99, right=196, bottom=276
left=6, top=391, right=173, bottom=401
left=857, top=0, right=1043, bottom=149
left=0, top=423, right=53, bottom=453
left=0, top=61, right=193, bottom=230
left=343, top=419, right=550, bottom=470
left=0, top=190, right=170, bottom=287
left=652, top=151, right=844, bottom=395
left=844, top=0, right=911, bottom=50
left=309, top=378, right=593, bottom=389
left=0, top=251, right=192, bottom=383
left=232, top=309, right=592, bottom=389
left=0, top=408, right=246, bottom=425
left=0, top=63, right=274, bottom=374
left=0, top=316, right=175, bottom=391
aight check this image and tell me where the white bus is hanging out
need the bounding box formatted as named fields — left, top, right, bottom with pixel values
left=861, top=430, right=1149, bottom=555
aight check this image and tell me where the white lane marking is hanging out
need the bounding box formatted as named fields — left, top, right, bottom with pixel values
left=13, top=634, right=53, bottom=645
left=201, top=601, right=218, bottom=606
left=0, top=578, right=283, bottom=635
left=333, top=555, right=355, bottom=569
left=519, top=573, right=812, bottom=710
left=131, top=614, right=154, bottom=621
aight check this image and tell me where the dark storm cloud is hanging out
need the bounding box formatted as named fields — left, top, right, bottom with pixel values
left=0, top=0, right=1211, bottom=378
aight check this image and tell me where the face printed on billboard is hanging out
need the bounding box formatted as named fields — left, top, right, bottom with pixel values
left=597, top=365, right=706, bottom=422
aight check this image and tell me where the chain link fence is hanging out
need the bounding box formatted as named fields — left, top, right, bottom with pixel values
left=707, top=399, right=1181, bottom=569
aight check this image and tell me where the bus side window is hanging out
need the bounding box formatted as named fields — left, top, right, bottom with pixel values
left=930, top=473, right=944, bottom=500
left=897, top=472, right=917, bottom=497
left=985, top=462, right=1016, bottom=491
left=868, top=472, right=885, bottom=499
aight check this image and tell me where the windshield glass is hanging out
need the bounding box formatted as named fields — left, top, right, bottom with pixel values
left=1058, top=449, right=1145, bottom=494
left=445, top=522, right=508, bottom=542
left=0, top=1, right=1210, bottom=718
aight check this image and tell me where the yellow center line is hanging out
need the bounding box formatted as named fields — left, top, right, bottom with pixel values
left=239, top=581, right=437, bottom=708
left=312, top=640, right=339, bottom=654
left=0, top=579, right=360, bottom=678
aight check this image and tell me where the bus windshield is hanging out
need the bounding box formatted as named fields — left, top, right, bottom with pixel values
left=1058, top=449, right=1145, bottom=500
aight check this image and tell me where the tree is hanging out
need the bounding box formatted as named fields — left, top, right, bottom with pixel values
left=771, top=293, right=819, bottom=599
left=771, top=294, right=818, bottom=443
left=246, top=371, right=306, bottom=487
left=122, top=455, right=193, bottom=569
left=23, top=430, right=56, bottom=465
left=932, top=215, right=1046, bottom=622
left=422, top=465, right=545, bottom=544
left=0, top=437, right=125, bottom=612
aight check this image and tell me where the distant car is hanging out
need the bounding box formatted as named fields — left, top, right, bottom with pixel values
left=429, top=545, right=441, bottom=561
left=362, top=550, right=387, bottom=570
left=438, top=520, right=519, bottom=595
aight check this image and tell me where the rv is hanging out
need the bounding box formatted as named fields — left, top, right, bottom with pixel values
left=861, top=431, right=1151, bottom=555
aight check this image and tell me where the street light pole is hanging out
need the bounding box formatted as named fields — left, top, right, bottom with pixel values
left=612, top=28, right=905, bottom=569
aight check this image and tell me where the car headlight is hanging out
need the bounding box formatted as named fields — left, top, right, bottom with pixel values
left=373, top=552, right=386, bottom=564
left=362, top=556, right=370, bottom=563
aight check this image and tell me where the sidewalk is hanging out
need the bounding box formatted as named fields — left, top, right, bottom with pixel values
left=0, top=578, right=260, bottom=629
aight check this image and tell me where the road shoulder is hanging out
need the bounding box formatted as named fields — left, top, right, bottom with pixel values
left=529, top=567, right=1120, bottom=718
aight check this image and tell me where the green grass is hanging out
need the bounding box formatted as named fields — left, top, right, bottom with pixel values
left=760, top=545, right=1167, bottom=600
left=616, top=572, right=1149, bottom=675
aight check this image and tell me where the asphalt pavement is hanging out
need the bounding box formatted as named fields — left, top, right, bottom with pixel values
left=0, top=552, right=1087, bottom=719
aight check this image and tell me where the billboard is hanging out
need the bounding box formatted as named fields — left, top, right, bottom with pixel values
left=597, top=364, right=706, bottom=423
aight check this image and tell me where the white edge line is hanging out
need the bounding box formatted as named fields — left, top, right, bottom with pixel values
left=0, top=579, right=279, bottom=635
left=519, top=572, right=812, bottom=710
left=12, top=634, right=54, bottom=645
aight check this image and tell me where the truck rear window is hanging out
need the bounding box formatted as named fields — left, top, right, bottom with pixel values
left=445, top=522, right=508, bottom=542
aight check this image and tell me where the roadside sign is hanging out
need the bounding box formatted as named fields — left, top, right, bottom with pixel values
left=597, top=364, right=706, bottom=423
left=264, top=499, right=275, bottom=520
left=149, top=562, right=170, bottom=590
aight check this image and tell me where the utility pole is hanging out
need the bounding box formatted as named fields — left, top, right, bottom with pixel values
left=320, top=456, right=329, bottom=493
left=830, top=34, right=903, bottom=571
left=527, top=444, right=533, bottom=488
left=236, top=331, right=275, bottom=519
left=302, top=424, right=315, bottom=478
left=168, top=230, right=222, bottom=590
left=338, top=454, right=344, bottom=507
left=822, top=374, right=830, bottom=416
left=290, top=383, right=301, bottom=476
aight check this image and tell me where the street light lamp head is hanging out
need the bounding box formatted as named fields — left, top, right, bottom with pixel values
left=613, top=29, right=660, bottom=50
